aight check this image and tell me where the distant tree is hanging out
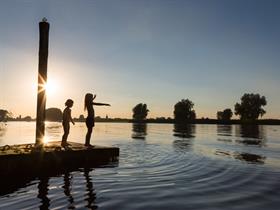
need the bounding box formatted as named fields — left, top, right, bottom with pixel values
left=234, top=93, right=267, bottom=121
left=79, top=114, right=85, bottom=121
left=217, top=112, right=223, bottom=120
left=132, top=103, right=149, bottom=121
left=217, top=108, right=233, bottom=120
left=174, top=99, right=196, bottom=122
left=0, top=109, right=10, bottom=121
left=22, top=116, right=32, bottom=121
left=45, top=108, right=63, bottom=122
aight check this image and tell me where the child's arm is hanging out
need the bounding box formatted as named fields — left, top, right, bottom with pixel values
left=69, top=110, right=75, bottom=125
left=93, top=102, right=110, bottom=106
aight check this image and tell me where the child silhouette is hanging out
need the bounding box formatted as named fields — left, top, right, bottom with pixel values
left=84, top=93, right=110, bottom=147
left=61, top=99, right=75, bottom=147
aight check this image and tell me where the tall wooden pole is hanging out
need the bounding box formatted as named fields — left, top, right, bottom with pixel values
left=35, top=18, right=49, bottom=146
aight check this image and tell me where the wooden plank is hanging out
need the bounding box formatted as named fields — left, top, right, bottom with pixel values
left=0, top=141, right=119, bottom=177
left=0, top=141, right=118, bottom=155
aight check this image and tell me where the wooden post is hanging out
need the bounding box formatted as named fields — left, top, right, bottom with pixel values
left=35, top=18, right=49, bottom=146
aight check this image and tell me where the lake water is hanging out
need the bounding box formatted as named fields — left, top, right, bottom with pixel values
left=0, top=122, right=280, bottom=210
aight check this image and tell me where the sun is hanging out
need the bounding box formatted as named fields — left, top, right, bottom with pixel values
left=44, top=79, right=57, bottom=96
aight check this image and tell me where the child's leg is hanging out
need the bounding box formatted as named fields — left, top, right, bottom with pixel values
left=85, top=126, right=92, bottom=146
left=62, top=123, right=70, bottom=145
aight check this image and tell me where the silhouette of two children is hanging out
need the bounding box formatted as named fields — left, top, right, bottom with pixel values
left=61, top=93, right=110, bottom=148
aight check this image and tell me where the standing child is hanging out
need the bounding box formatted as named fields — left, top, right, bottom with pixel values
left=61, top=99, right=75, bottom=147
left=84, top=93, right=110, bottom=147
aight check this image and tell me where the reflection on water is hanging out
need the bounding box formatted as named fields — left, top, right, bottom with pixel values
left=173, top=124, right=195, bottom=152
left=1, top=122, right=280, bottom=210
left=217, top=124, right=232, bottom=136
left=216, top=128, right=233, bottom=149
left=237, top=125, right=264, bottom=139
left=236, top=139, right=265, bottom=146
left=38, top=177, right=50, bottom=210
left=215, top=150, right=266, bottom=164
left=132, top=123, right=147, bottom=140
left=0, top=123, right=7, bottom=138
left=217, top=138, right=233, bottom=143
left=0, top=168, right=97, bottom=209
left=173, top=123, right=195, bottom=138
left=236, top=125, right=266, bottom=146
left=63, top=172, right=75, bottom=209
left=84, top=168, right=97, bottom=209
left=45, top=123, right=62, bottom=141
left=0, top=176, right=35, bottom=196
left=234, top=152, right=266, bottom=164
left=216, top=125, right=267, bottom=164
left=35, top=169, right=97, bottom=210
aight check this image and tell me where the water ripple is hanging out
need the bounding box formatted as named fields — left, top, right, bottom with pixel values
left=1, top=123, right=280, bottom=210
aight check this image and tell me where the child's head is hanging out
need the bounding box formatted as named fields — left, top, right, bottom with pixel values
left=84, top=93, right=93, bottom=110
left=65, top=99, right=74, bottom=107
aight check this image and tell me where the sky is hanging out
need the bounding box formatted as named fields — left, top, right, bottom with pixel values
left=0, top=0, right=280, bottom=119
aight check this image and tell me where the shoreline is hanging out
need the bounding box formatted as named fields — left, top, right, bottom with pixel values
left=3, top=119, right=280, bottom=125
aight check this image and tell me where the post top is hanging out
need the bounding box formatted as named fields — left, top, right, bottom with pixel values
left=42, top=17, right=48, bottom=22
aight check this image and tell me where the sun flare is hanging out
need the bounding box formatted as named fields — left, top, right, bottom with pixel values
left=44, top=79, right=57, bottom=96
left=43, top=136, right=49, bottom=144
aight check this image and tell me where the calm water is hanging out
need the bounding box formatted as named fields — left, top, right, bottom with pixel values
left=0, top=122, right=280, bottom=210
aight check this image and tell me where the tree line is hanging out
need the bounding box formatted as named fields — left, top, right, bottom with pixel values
left=0, top=93, right=270, bottom=123
left=132, top=93, right=268, bottom=123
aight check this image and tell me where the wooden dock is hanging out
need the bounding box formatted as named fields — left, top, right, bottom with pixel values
left=0, top=141, right=119, bottom=177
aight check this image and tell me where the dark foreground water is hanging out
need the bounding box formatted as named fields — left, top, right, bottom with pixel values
left=0, top=122, right=280, bottom=210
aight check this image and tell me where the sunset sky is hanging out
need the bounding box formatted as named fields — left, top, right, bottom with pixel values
left=0, top=0, right=280, bottom=119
